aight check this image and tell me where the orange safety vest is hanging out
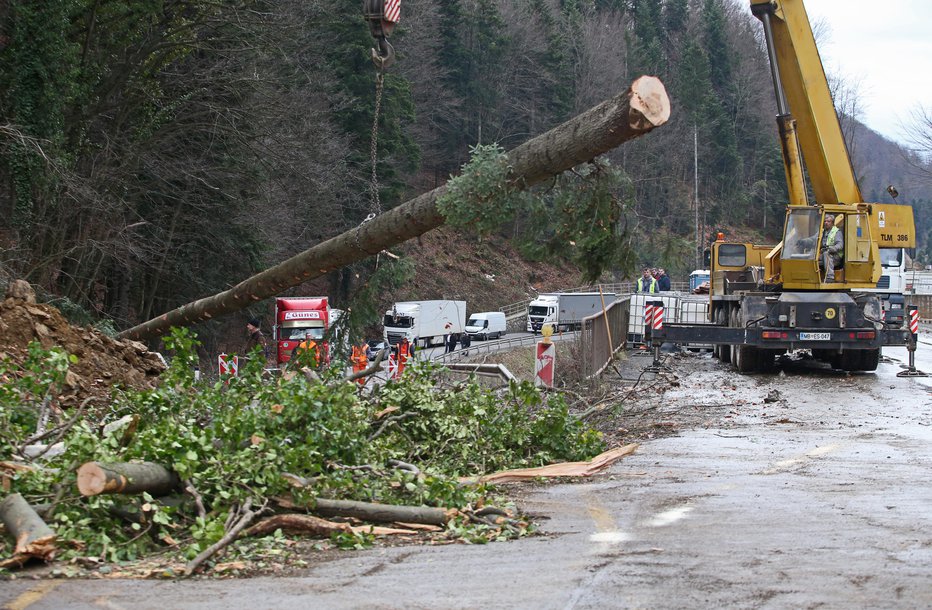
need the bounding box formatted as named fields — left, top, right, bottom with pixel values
left=351, top=345, right=368, bottom=368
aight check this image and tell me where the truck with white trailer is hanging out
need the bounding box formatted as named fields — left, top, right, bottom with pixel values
left=384, top=300, right=466, bottom=348
left=527, top=292, right=617, bottom=333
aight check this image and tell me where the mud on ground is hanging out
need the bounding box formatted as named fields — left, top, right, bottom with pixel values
left=0, top=281, right=165, bottom=407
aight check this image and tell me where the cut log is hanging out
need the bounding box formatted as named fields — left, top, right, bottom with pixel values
left=0, top=493, right=57, bottom=568
left=117, top=76, right=670, bottom=342
left=273, top=495, right=453, bottom=526
left=76, top=461, right=181, bottom=497
left=314, top=498, right=452, bottom=526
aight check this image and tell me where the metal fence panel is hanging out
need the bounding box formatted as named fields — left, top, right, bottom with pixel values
left=580, top=296, right=630, bottom=379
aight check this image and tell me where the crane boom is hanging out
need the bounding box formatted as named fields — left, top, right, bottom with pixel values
left=751, top=0, right=862, bottom=205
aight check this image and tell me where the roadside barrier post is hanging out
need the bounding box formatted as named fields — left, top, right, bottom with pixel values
left=898, top=306, right=928, bottom=377
left=535, top=324, right=555, bottom=388
left=652, top=299, right=665, bottom=367
left=218, top=354, right=238, bottom=382
left=643, top=301, right=655, bottom=349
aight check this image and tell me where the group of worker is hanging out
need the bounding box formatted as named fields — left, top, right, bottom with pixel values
left=635, top=267, right=671, bottom=293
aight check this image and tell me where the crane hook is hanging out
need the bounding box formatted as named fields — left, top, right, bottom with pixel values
left=370, top=37, right=396, bottom=70
left=363, top=0, right=399, bottom=70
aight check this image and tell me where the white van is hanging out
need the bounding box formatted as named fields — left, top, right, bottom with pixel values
left=464, top=311, right=507, bottom=340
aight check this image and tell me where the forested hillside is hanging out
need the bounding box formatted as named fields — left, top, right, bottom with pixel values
left=0, top=0, right=926, bottom=336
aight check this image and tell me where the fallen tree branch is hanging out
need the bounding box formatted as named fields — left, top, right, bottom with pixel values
left=368, top=411, right=417, bottom=442
left=184, top=480, right=207, bottom=521
left=0, top=493, right=57, bottom=569
left=184, top=498, right=263, bottom=577
left=273, top=496, right=454, bottom=527
left=245, top=513, right=351, bottom=538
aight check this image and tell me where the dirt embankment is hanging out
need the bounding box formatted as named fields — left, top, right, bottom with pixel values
left=0, top=280, right=165, bottom=406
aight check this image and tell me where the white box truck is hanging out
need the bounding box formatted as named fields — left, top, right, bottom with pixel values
left=464, top=311, right=507, bottom=340
left=384, top=300, right=466, bottom=348
left=527, top=292, right=617, bottom=333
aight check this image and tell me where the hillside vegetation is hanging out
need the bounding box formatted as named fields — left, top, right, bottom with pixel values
left=0, top=0, right=927, bottom=342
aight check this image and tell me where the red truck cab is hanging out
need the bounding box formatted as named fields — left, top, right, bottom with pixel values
left=273, top=297, right=331, bottom=366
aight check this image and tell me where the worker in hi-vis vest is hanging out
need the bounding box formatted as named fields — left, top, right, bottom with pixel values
left=636, top=267, right=658, bottom=293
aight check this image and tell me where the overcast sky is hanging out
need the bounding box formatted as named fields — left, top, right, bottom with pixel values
left=738, top=0, right=932, bottom=143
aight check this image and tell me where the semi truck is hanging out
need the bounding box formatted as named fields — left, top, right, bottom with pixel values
left=272, top=297, right=334, bottom=366
left=864, top=247, right=910, bottom=327
left=652, top=0, right=916, bottom=373
left=527, top=292, right=617, bottom=333
left=383, top=300, right=466, bottom=348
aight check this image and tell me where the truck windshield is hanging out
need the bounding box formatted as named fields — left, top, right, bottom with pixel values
left=384, top=315, right=413, bottom=328
left=467, top=318, right=488, bottom=328
left=281, top=327, right=324, bottom=341
left=528, top=306, right=550, bottom=316
left=879, top=248, right=903, bottom=267
left=782, top=208, right=821, bottom=260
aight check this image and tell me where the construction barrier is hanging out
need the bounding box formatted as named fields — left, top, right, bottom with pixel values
left=627, top=292, right=712, bottom=347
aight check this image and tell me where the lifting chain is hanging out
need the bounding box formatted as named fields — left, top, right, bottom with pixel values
left=355, top=61, right=386, bottom=256
left=369, top=70, right=385, bottom=218
left=357, top=0, right=399, bottom=255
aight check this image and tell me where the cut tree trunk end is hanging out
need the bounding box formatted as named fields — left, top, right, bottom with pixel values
left=77, top=461, right=181, bottom=497
left=118, top=76, right=670, bottom=342
left=0, top=493, right=57, bottom=568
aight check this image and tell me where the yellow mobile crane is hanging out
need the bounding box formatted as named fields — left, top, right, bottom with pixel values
left=654, top=0, right=917, bottom=373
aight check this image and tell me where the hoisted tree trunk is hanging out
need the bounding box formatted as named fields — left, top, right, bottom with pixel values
left=118, top=76, right=670, bottom=342
left=77, top=461, right=181, bottom=497
left=0, top=493, right=57, bottom=568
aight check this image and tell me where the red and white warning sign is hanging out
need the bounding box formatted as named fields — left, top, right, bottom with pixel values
left=218, top=354, right=239, bottom=377
left=535, top=341, right=555, bottom=388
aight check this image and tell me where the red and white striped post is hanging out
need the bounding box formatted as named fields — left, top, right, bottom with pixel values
left=643, top=301, right=655, bottom=347
left=535, top=324, right=556, bottom=388
left=652, top=300, right=665, bottom=365
left=897, top=305, right=928, bottom=377
left=218, top=354, right=238, bottom=382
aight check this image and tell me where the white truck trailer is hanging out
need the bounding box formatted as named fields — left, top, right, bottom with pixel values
left=384, top=300, right=466, bottom=348
left=526, top=292, right=617, bottom=333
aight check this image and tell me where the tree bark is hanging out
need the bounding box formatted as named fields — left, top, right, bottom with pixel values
left=118, top=76, right=670, bottom=342
left=246, top=513, right=352, bottom=538
left=312, top=498, right=452, bottom=526
left=0, top=493, right=57, bottom=568
left=76, top=461, right=181, bottom=497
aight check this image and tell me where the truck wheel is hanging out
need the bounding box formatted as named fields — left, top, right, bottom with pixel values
left=715, top=308, right=731, bottom=363
left=859, top=349, right=880, bottom=371
left=837, top=350, right=862, bottom=371
left=734, top=343, right=760, bottom=373
left=730, top=308, right=758, bottom=373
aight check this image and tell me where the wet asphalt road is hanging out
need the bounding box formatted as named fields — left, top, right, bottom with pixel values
left=4, top=345, right=932, bottom=609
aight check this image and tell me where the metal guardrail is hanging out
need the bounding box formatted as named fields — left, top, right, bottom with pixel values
left=430, top=330, right=579, bottom=365
left=498, top=282, right=690, bottom=322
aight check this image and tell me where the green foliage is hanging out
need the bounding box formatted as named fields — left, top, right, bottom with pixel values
left=437, top=143, right=529, bottom=234
left=0, top=342, right=75, bottom=458
left=438, top=145, right=636, bottom=282
left=371, top=362, right=603, bottom=474
left=3, top=338, right=602, bottom=563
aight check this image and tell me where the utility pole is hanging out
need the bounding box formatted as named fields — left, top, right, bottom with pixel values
left=694, top=126, right=700, bottom=269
